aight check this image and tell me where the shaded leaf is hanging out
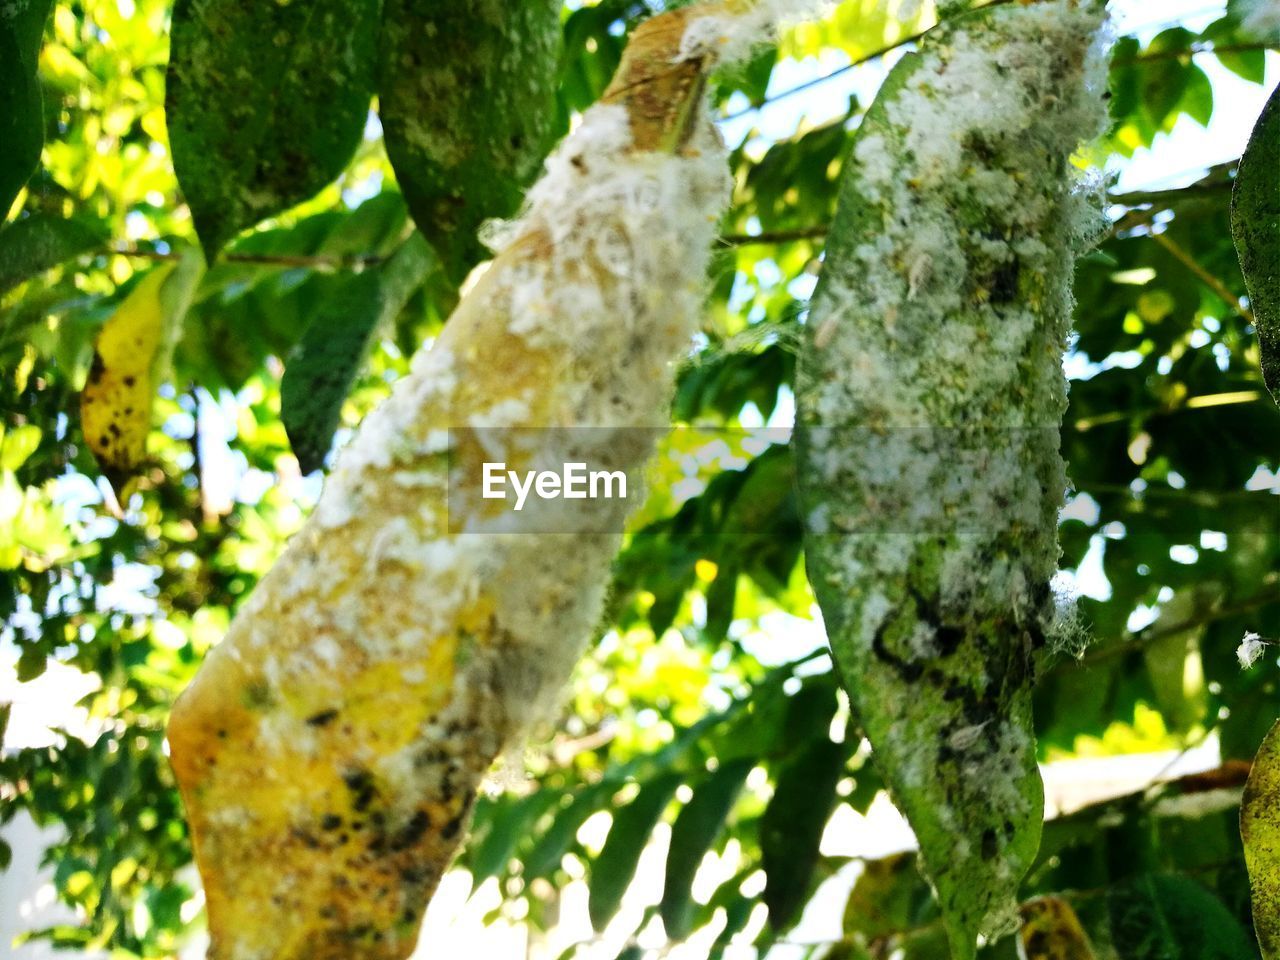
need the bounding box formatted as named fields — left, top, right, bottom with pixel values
left=466, top=788, right=562, bottom=884
left=0, top=214, right=106, bottom=295
left=760, top=736, right=846, bottom=930
left=280, top=234, right=433, bottom=473
left=377, top=0, right=560, bottom=282
left=843, top=851, right=929, bottom=942
left=589, top=774, right=681, bottom=932
left=1232, top=81, right=1280, bottom=403
left=524, top=782, right=610, bottom=879
left=0, top=0, right=52, bottom=220
left=166, top=0, right=380, bottom=260
left=1106, top=873, right=1255, bottom=960
left=661, top=757, right=753, bottom=938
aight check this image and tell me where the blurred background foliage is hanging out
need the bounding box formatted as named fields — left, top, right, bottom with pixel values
left=0, top=0, right=1278, bottom=957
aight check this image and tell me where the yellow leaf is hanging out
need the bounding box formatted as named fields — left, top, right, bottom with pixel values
left=1018, top=896, right=1096, bottom=960
left=1243, top=718, right=1280, bottom=959
left=79, top=255, right=201, bottom=493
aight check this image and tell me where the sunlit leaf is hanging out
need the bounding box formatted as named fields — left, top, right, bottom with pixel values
left=79, top=254, right=203, bottom=492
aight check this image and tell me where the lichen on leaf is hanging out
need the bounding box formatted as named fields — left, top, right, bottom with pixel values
left=1232, top=81, right=1280, bottom=404
left=1243, top=718, right=1280, bottom=959
left=794, top=2, right=1110, bottom=955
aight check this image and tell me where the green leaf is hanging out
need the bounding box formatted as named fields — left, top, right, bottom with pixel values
left=467, top=789, right=561, bottom=884
left=524, top=782, right=610, bottom=879
left=0, top=215, right=106, bottom=295
left=1232, top=81, right=1280, bottom=404
left=1243, top=718, right=1280, bottom=958
left=1140, top=29, right=1194, bottom=129
left=377, top=0, right=561, bottom=283
left=0, top=837, right=11, bottom=871
left=661, top=758, right=753, bottom=939
left=703, top=560, right=739, bottom=644
left=589, top=774, right=681, bottom=932
left=760, top=736, right=847, bottom=930
left=165, top=0, right=380, bottom=260
left=0, top=0, right=53, bottom=220
left=280, top=234, right=433, bottom=473
left=1202, top=18, right=1267, bottom=84
left=1179, top=65, right=1213, bottom=128
left=1, top=424, right=42, bottom=471
left=1106, top=873, right=1255, bottom=959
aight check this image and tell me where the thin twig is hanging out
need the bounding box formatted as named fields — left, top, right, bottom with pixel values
left=1113, top=41, right=1277, bottom=66
left=1071, top=579, right=1280, bottom=669
left=110, top=244, right=390, bottom=270
left=719, top=225, right=828, bottom=246
left=1150, top=231, right=1255, bottom=323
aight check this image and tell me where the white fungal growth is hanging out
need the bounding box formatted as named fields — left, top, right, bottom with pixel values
left=1239, top=631, right=1268, bottom=669
left=797, top=1, right=1109, bottom=953
left=169, top=6, right=820, bottom=957
left=678, top=0, right=829, bottom=65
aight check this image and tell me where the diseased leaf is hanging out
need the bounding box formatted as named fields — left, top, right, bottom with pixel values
left=661, top=757, right=753, bottom=939
left=1232, top=81, right=1280, bottom=404
left=760, top=736, right=846, bottom=930
left=280, top=234, right=433, bottom=473
left=377, top=0, right=560, bottom=282
left=80, top=255, right=203, bottom=492
left=843, top=851, right=928, bottom=942
left=1018, top=896, right=1096, bottom=960
left=589, top=774, right=681, bottom=932
left=1243, top=718, right=1280, bottom=958
left=0, top=214, right=106, bottom=295
left=794, top=4, right=1108, bottom=955
left=0, top=0, right=53, bottom=220
left=165, top=0, right=380, bottom=260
